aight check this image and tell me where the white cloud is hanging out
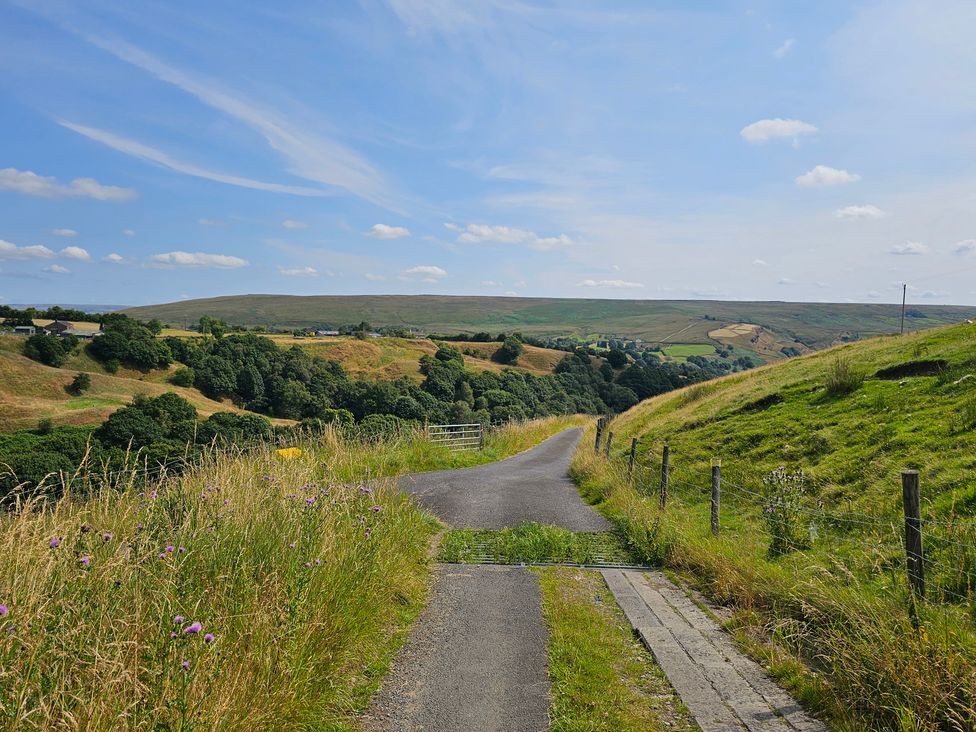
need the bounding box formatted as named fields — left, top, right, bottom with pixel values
left=51, top=228, right=77, bottom=237
left=72, top=36, right=393, bottom=207
left=368, top=223, right=411, bottom=239
left=954, top=239, right=976, bottom=255
left=151, top=251, right=249, bottom=268
left=364, top=272, right=386, bottom=281
left=890, top=241, right=928, bottom=256
left=481, top=280, right=501, bottom=286
left=123, top=229, right=135, bottom=237
left=44, top=264, right=70, bottom=274
left=777, top=277, right=796, bottom=285
left=402, top=265, right=447, bottom=282
left=795, top=165, right=861, bottom=187
left=0, top=167, right=136, bottom=201
left=278, top=265, right=318, bottom=276
left=282, top=219, right=308, bottom=229
left=576, top=279, right=644, bottom=289
left=740, top=118, right=817, bottom=144
left=752, top=258, right=768, bottom=266
left=773, top=38, right=795, bottom=58
left=61, top=122, right=330, bottom=197
left=0, top=239, right=55, bottom=260
left=104, top=253, right=124, bottom=263
left=452, top=223, right=573, bottom=251
left=199, top=218, right=224, bottom=226
left=60, top=246, right=91, bottom=261
left=835, top=204, right=885, bottom=219
left=504, top=291, right=518, bottom=296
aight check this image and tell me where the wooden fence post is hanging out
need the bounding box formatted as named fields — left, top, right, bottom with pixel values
left=594, top=418, right=603, bottom=454
left=627, top=437, right=638, bottom=480
left=901, top=470, right=925, bottom=600
left=478, top=423, right=485, bottom=451
left=711, top=460, right=721, bottom=536
left=604, top=431, right=613, bottom=458
left=660, top=443, right=669, bottom=509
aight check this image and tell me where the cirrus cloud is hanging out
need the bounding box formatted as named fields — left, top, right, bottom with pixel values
left=151, top=251, right=249, bottom=268
left=51, top=228, right=78, bottom=237
left=795, top=165, right=861, bottom=187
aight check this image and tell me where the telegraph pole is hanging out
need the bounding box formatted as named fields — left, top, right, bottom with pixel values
left=900, top=283, right=907, bottom=334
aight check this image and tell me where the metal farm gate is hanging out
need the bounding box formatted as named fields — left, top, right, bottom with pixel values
left=426, top=423, right=484, bottom=452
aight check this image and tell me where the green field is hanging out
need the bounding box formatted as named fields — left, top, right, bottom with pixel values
left=575, top=321, right=976, bottom=729
left=662, top=344, right=716, bottom=358
left=121, top=295, right=976, bottom=352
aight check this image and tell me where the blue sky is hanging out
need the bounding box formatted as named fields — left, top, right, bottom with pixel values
left=1, top=0, right=975, bottom=306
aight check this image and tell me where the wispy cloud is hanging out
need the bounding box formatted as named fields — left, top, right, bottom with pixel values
left=104, top=253, right=124, bottom=263
left=773, top=38, right=795, bottom=58
left=448, top=222, right=572, bottom=250
left=954, top=239, right=976, bottom=255
left=890, top=241, right=928, bottom=256
left=576, top=278, right=643, bottom=289
left=151, top=251, right=249, bottom=268
left=44, top=264, right=71, bottom=274
left=282, top=219, right=307, bottom=229
left=51, top=228, right=77, bottom=237
left=795, top=165, right=861, bottom=187
left=0, top=167, right=136, bottom=201
left=61, top=121, right=330, bottom=197
left=77, top=35, right=394, bottom=207
left=278, top=265, right=318, bottom=276
left=60, top=246, right=91, bottom=261
left=367, top=223, right=411, bottom=239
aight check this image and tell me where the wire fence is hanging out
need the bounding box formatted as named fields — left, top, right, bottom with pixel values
left=592, top=420, right=976, bottom=616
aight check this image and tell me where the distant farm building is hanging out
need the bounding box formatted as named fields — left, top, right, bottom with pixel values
left=315, top=329, right=340, bottom=336
left=13, top=325, right=35, bottom=336
left=33, top=319, right=104, bottom=339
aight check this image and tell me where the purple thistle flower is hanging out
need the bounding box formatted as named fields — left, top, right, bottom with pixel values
left=223, top=499, right=230, bottom=506
left=178, top=546, right=186, bottom=553
left=6, top=625, right=15, bottom=634
left=0, top=605, right=7, bottom=616
left=288, top=543, right=295, bottom=549
left=80, top=555, right=91, bottom=567
left=149, top=490, right=158, bottom=500
left=174, top=615, right=184, bottom=624
left=181, top=659, right=190, bottom=670
left=204, top=633, right=214, bottom=643
left=103, top=532, right=112, bottom=542
left=314, top=559, right=321, bottom=566
left=170, top=631, right=177, bottom=638
left=305, top=496, right=315, bottom=506
left=304, top=561, right=311, bottom=568
left=165, top=545, right=174, bottom=553
left=49, top=537, right=61, bottom=549
left=371, top=505, right=382, bottom=513
left=183, top=621, right=202, bottom=635
left=159, top=552, right=166, bottom=559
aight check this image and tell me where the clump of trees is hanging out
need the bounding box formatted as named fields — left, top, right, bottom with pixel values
left=89, top=315, right=170, bottom=372
left=24, top=334, right=78, bottom=367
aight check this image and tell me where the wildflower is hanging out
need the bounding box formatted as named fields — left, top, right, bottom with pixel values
left=165, top=545, right=174, bottom=553
left=136, top=523, right=144, bottom=531
left=183, top=622, right=202, bottom=635
left=178, top=546, right=186, bottom=553
left=49, top=537, right=61, bottom=549
left=304, top=562, right=311, bottom=568
left=181, top=659, right=190, bottom=670
left=0, top=605, right=7, bottom=616
left=80, top=524, right=90, bottom=533
left=288, top=543, right=295, bottom=549
left=223, top=499, right=230, bottom=506
left=103, top=532, right=112, bottom=542
left=149, top=490, right=158, bottom=500
left=80, top=555, right=91, bottom=567
left=170, top=631, right=177, bottom=638
left=6, top=626, right=15, bottom=634
left=305, top=497, right=315, bottom=506
left=314, top=559, right=321, bottom=566
left=204, top=633, right=214, bottom=644
left=159, top=553, right=166, bottom=559
left=371, top=505, right=382, bottom=513
left=174, top=615, right=184, bottom=624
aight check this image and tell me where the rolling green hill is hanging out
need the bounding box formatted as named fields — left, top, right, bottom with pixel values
left=122, top=294, right=976, bottom=353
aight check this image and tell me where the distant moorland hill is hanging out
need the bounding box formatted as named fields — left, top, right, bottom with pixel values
left=123, top=294, right=976, bottom=352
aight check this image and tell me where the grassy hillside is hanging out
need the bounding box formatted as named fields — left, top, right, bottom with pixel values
left=573, top=321, right=976, bottom=730
left=121, top=294, right=976, bottom=351
left=0, top=338, right=269, bottom=432
left=0, top=417, right=581, bottom=729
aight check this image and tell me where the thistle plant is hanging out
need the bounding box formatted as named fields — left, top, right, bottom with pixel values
left=761, top=466, right=810, bottom=556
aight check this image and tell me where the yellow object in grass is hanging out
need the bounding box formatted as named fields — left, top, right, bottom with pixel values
left=276, top=447, right=303, bottom=459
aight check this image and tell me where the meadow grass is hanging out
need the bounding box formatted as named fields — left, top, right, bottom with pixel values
left=0, top=416, right=580, bottom=730
left=437, top=523, right=636, bottom=565
left=573, top=321, right=976, bottom=730
left=535, top=567, right=696, bottom=732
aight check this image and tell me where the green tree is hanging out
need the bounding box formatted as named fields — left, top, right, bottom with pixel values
left=493, top=335, right=523, bottom=365
left=68, top=372, right=92, bottom=395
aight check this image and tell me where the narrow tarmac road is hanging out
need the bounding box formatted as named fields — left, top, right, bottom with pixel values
left=398, top=427, right=611, bottom=531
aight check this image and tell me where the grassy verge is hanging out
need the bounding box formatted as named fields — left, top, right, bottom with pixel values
left=573, top=439, right=976, bottom=731
left=534, top=567, right=697, bottom=732
left=438, top=523, right=637, bottom=565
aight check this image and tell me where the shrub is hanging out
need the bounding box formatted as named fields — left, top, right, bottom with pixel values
left=68, top=372, right=92, bottom=395
left=23, top=334, right=76, bottom=367
left=493, top=335, right=524, bottom=365
left=169, top=366, right=195, bottom=387
left=824, top=358, right=864, bottom=396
